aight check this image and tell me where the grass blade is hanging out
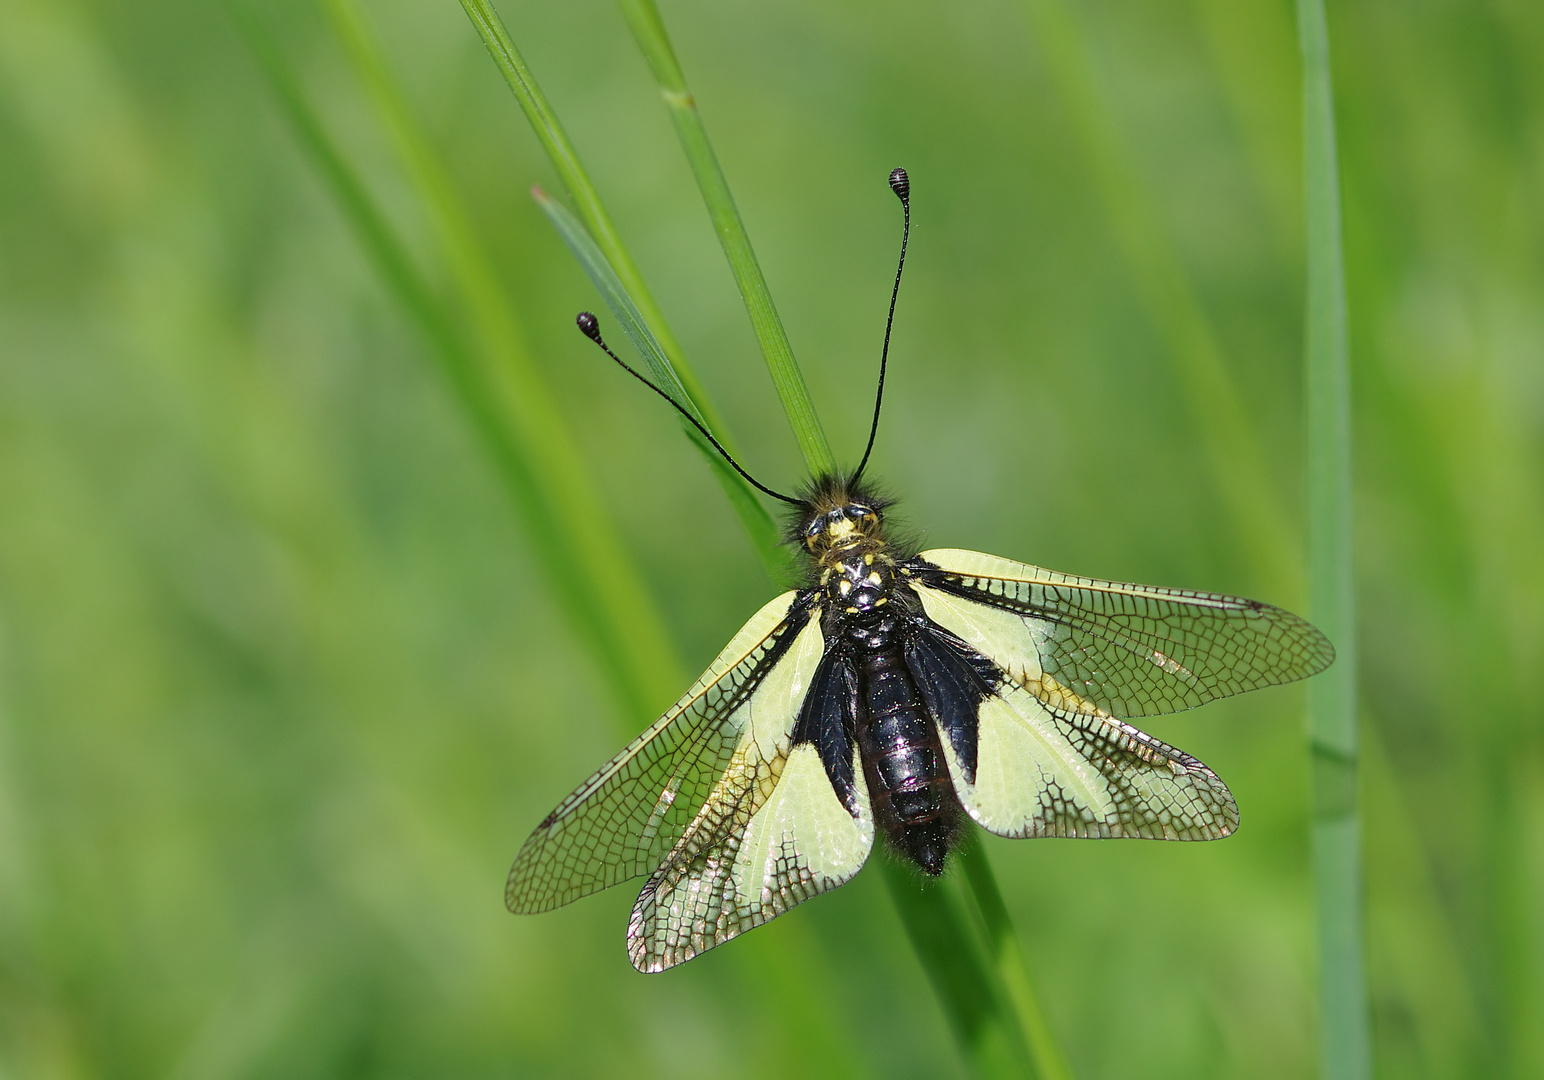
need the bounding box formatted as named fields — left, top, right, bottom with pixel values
left=615, top=0, right=835, bottom=477
left=958, top=833, right=1073, bottom=1080
left=880, top=860, right=1036, bottom=1078
left=533, top=187, right=787, bottom=574
left=1295, top=0, right=1371, bottom=1075
left=534, top=189, right=695, bottom=420
left=455, top=0, right=720, bottom=436
left=456, top=0, right=790, bottom=580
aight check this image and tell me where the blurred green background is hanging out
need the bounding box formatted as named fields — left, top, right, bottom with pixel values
left=1, top=0, right=1539, bottom=1076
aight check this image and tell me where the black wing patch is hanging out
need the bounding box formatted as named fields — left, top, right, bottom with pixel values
left=902, top=623, right=1002, bottom=785
left=791, top=650, right=862, bottom=817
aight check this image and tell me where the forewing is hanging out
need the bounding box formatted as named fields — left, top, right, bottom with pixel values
left=627, top=621, right=874, bottom=972
left=506, top=590, right=814, bottom=914
left=911, top=548, right=1334, bottom=718
left=933, top=676, right=1237, bottom=840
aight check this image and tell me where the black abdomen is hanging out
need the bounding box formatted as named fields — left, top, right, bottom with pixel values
left=855, top=643, right=960, bottom=875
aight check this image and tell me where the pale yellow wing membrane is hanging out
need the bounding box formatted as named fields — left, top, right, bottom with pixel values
left=506, top=591, right=809, bottom=914
left=927, top=664, right=1237, bottom=840
left=627, top=619, right=875, bottom=972
left=915, top=548, right=1334, bottom=719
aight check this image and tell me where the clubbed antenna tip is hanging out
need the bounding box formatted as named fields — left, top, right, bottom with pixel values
left=889, top=167, right=910, bottom=202
left=569, top=309, right=799, bottom=505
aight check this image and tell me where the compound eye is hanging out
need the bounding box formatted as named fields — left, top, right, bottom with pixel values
left=806, top=520, right=822, bottom=538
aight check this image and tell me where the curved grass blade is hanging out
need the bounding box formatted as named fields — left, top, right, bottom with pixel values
left=456, top=0, right=724, bottom=442
left=533, top=187, right=789, bottom=579
left=316, top=0, right=692, bottom=715
left=455, top=0, right=789, bottom=581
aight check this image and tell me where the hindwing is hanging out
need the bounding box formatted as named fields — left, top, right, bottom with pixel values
left=899, top=615, right=1237, bottom=840
left=900, top=547, right=1332, bottom=842
left=628, top=614, right=874, bottom=971
left=506, top=589, right=873, bottom=972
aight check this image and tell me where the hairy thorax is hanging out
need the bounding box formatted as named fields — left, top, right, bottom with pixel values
left=796, top=477, right=900, bottom=617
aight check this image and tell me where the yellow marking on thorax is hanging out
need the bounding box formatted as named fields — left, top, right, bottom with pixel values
left=813, top=537, right=892, bottom=574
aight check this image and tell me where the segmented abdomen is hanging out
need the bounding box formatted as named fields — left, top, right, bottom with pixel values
left=855, top=644, right=960, bottom=875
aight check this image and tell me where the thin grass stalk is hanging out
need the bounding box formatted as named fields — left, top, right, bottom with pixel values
left=614, top=0, right=835, bottom=477
left=453, top=0, right=706, bottom=411
left=238, top=9, right=676, bottom=721
left=316, top=0, right=685, bottom=715
left=957, top=833, right=1073, bottom=1080
left=1021, top=0, right=1296, bottom=596
left=1295, top=0, right=1371, bottom=1075
left=880, top=859, right=1037, bottom=1078
left=531, top=188, right=787, bottom=577
left=455, top=0, right=791, bottom=581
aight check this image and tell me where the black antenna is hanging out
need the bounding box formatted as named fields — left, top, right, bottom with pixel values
left=575, top=313, right=802, bottom=506
left=851, top=166, right=911, bottom=486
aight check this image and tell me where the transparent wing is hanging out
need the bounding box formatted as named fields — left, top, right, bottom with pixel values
left=624, top=634, right=874, bottom=972
left=911, top=548, right=1334, bottom=719
left=628, top=739, right=874, bottom=972
left=506, top=590, right=814, bottom=914
left=936, top=676, right=1237, bottom=840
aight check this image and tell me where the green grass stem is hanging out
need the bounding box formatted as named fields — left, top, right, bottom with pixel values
left=532, top=188, right=788, bottom=578
left=1295, top=0, right=1371, bottom=1075
left=1022, top=0, right=1296, bottom=595
left=880, top=859, right=1037, bottom=1078
left=455, top=0, right=791, bottom=581
left=958, top=833, right=1074, bottom=1080
left=615, top=0, right=835, bottom=477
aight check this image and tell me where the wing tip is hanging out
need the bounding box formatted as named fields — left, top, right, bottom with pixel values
left=626, top=884, right=718, bottom=973
left=626, top=941, right=667, bottom=973
left=504, top=872, right=544, bottom=915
